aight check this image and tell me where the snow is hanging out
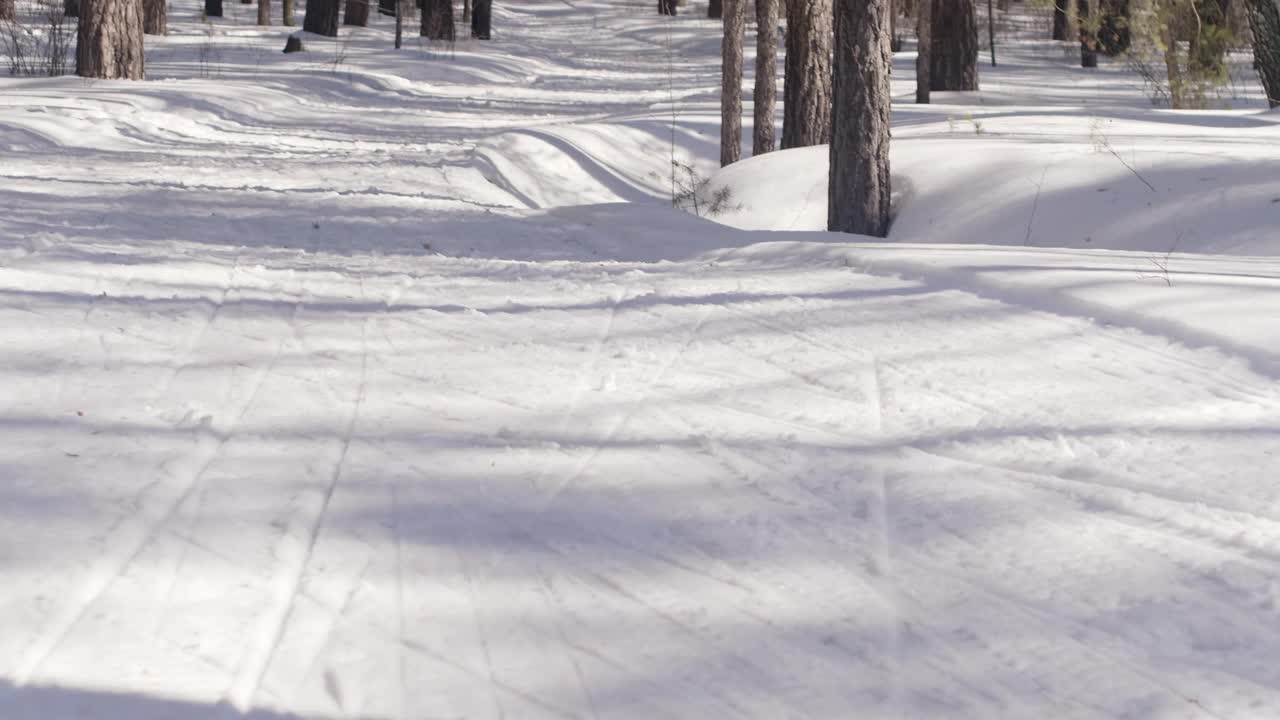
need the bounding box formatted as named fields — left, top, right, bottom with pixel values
left=2, top=0, right=1280, bottom=718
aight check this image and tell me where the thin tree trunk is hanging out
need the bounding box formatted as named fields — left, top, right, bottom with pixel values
left=0, top=0, right=14, bottom=21
left=1052, top=0, right=1068, bottom=39
left=658, top=0, right=676, bottom=14
left=470, top=0, right=488, bottom=37
left=394, top=0, right=403, bottom=44
left=303, top=0, right=338, bottom=33
left=462, top=0, right=469, bottom=22
left=721, top=0, right=744, bottom=165
left=76, top=0, right=145, bottom=78
left=708, top=0, right=720, bottom=17
left=144, top=0, right=165, bottom=33
left=753, top=0, right=778, bottom=155
left=781, top=0, right=832, bottom=148
left=931, top=0, right=978, bottom=90
left=344, top=0, right=368, bottom=25
left=281, top=0, right=293, bottom=22
left=916, top=0, right=931, bottom=102
left=422, top=0, right=453, bottom=38
left=66, top=0, right=80, bottom=17
left=1079, top=0, right=1096, bottom=67
left=257, top=0, right=269, bottom=22
left=829, top=0, right=891, bottom=236
left=1245, top=0, right=1280, bottom=106
left=986, top=0, right=995, bottom=65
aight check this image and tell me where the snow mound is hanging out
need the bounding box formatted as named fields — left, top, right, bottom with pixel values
left=702, top=111, right=1280, bottom=256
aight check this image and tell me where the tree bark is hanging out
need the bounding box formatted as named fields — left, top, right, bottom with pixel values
left=462, top=0, right=469, bottom=21
left=930, top=0, right=978, bottom=90
left=658, top=0, right=676, bottom=14
left=257, top=0, right=270, bottom=23
left=829, top=0, right=891, bottom=236
left=708, top=0, right=720, bottom=17
left=781, top=0, right=832, bottom=148
left=144, top=0, right=165, bottom=33
left=753, top=0, right=778, bottom=155
left=344, top=0, right=368, bottom=25
left=986, top=0, right=995, bottom=65
left=721, top=0, right=744, bottom=165
left=1245, top=0, right=1280, bottom=107
left=1052, top=0, right=1068, bottom=39
left=303, top=0, right=338, bottom=34
left=422, top=0, right=453, bottom=38
left=282, top=0, right=294, bottom=23
left=470, top=0, right=489, bottom=38
left=0, top=0, right=14, bottom=21
left=203, top=0, right=219, bottom=15
left=916, top=0, right=931, bottom=102
left=76, top=0, right=145, bottom=78
left=1078, top=0, right=1096, bottom=67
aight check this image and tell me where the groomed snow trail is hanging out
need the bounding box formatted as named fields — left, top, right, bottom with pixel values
left=3, top=1, right=1280, bottom=719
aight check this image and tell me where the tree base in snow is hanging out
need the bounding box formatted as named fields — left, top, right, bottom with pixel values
left=283, top=35, right=305, bottom=52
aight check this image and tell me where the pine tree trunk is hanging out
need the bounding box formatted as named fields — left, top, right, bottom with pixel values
left=708, top=0, right=720, bottom=18
left=303, top=0, right=338, bottom=34
left=0, top=0, right=14, bottom=21
left=753, top=0, right=778, bottom=155
left=282, top=0, right=294, bottom=24
left=470, top=0, right=488, bottom=37
left=76, top=0, right=145, bottom=78
left=930, top=0, right=978, bottom=90
left=916, top=0, right=931, bottom=102
left=257, top=0, right=269, bottom=23
left=721, top=0, right=744, bottom=166
left=1245, top=0, right=1280, bottom=107
left=344, top=0, right=368, bottom=25
left=1078, top=0, right=1096, bottom=67
left=1052, top=0, right=1068, bottom=39
left=658, top=0, right=676, bottom=14
left=829, top=0, right=891, bottom=236
left=422, top=0, right=453, bottom=38
left=781, top=0, right=832, bottom=148
left=66, top=0, right=80, bottom=16
left=462, top=0, right=469, bottom=22
left=143, top=0, right=165, bottom=33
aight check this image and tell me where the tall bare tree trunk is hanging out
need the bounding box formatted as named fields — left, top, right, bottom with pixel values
left=721, top=0, right=744, bottom=165
left=1078, top=0, right=1096, bottom=67
left=344, top=0, right=368, bottom=25
left=829, top=0, right=891, bottom=236
left=1245, top=0, right=1280, bottom=106
left=303, top=0, right=338, bottom=34
left=1052, top=0, right=1068, bottom=38
left=916, top=0, right=931, bottom=102
left=282, top=0, right=294, bottom=23
left=782, top=0, right=832, bottom=148
left=470, top=0, right=489, bottom=37
left=658, top=0, right=676, bottom=14
left=422, top=0, right=453, bottom=38
left=931, top=0, right=978, bottom=89
left=257, top=0, right=269, bottom=23
left=76, top=0, right=144, bottom=78
left=986, top=0, right=996, bottom=64
left=462, top=0, right=469, bottom=22
left=708, top=0, right=720, bottom=17
left=753, top=0, right=778, bottom=155
left=143, top=0, right=165, bottom=33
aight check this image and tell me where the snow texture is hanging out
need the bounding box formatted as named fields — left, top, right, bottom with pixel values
left=2, top=0, right=1280, bottom=718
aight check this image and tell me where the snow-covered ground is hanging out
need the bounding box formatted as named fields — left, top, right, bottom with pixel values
left=2, top=1, right=1280, bottom=718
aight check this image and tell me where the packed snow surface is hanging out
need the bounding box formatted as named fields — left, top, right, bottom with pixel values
left=2, top=1, right=1280, bottom=718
